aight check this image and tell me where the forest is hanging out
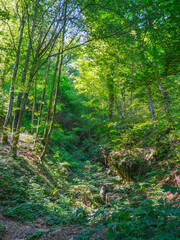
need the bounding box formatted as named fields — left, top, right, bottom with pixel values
left=0, top=0, right=179, bottom=239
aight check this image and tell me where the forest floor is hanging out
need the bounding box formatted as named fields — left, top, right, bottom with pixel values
left=0, top=212, right=85, bottom=240
left=0, top=133, right=179, bottom=240
left=0, top=134, right=109, bottom=239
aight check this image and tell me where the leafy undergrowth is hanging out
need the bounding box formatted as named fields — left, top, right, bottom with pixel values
left=0, top=133, right=180, bottom=240
left=87, top=176, right=180, bottom=240
left=0, top=137, right=114, bottom=227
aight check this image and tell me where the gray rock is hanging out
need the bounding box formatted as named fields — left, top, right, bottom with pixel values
left=37, top=228, right=50, bottom=233
left=51, top=228, right=61, bottom=234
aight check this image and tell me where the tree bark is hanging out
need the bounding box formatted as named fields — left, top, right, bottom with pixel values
left=36, top=63, right=50, bottom=140
left=2, top=10, right=25, bottom=144
left=12, top=0, right=39, bottom=135
left=11, top=64, right=36, bottom=157
left=11, top=0, right=65, bottom=157
left=31, top=77, right=37, bottom=134
left=41, top=0, right=67, bottom=161
left=11, top=27, right=43, bottom=157
left=147, top=87, right=156, bottom=131
left=43, top=51, right=60, bottom=142
left=158, top=84, right=169, bottom=113
left=41, top=54, right=64, bottom=161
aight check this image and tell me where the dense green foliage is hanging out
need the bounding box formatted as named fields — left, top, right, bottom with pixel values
left=0, top=0, right=179, bottom=239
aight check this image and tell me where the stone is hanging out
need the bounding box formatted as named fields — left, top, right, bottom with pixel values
left=52, top=228, right=61, bottom=234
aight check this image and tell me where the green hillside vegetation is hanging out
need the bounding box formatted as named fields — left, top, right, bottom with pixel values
left=0, top=0, right=179, bottom=239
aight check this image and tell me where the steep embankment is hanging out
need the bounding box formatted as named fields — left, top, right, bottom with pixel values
left=0, top=133, right=179, bottom=240
left=0, top=133, right=114, bottom=239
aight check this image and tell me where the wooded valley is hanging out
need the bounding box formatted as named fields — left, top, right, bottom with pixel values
left=0, top=0, right=179, bottom=239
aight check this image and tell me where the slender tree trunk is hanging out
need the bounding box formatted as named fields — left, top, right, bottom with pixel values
left=147, top=87, right=156, bottom=131
left=158, top=84, right=169, bottom=113
left=11, top=28, right=43, bottom=157
left=41, top=0, right=67, bottom=161
left=120, top=88, right=127, bottom=118
left=12, top=0, right=39, bottom=135
left=11, top=64, right=36, bottom=157
left=2, top=12, right=25, bottom=144
left=31, top=78, right=37, bottom=134
left=11, top=17, right=59, bottom=156
left=41, top=54, right=64, bottom=161
left=36, top=63, right=50, bottom=140
left=11, top=0, right=40, bottom=157
left=43, top=51, right=60, bottom=142
left=10, top=0, right=65, bottom=157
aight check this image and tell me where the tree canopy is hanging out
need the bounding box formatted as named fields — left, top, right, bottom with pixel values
left=0, top=0, right=179, bottom=239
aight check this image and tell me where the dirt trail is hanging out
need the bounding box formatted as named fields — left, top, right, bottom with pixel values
left=0, top=212, right=82, bottom=240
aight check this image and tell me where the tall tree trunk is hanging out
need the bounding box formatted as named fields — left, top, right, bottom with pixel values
left=147, top=87, right=156, bottom=131
left=11, top=0, right=40, bottom=157
left=41, top=0, right=67, bottom=161
left=41, top=54, right=64, bottom=161
left=43, top=51, right=60, bottom=142
left=11, top=29, right=43, bottom=157
left=11, top=15, right=60, bottom=156
left=10, top=0, right=67, bottom=157
left=11, top=64, right=36, bottom=157
left=36, top=63, right=50, bottom=140
left=121, top=88, right=126, bottom=118
left=158, top=84, right=169, bottom=113
left=2, top=11, right=25, bottom=144
left=31, top=77, right=37, bottom=134
left=12, top=0, right=39, bottom=135
left=11, top=0, right=63, bottom=156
